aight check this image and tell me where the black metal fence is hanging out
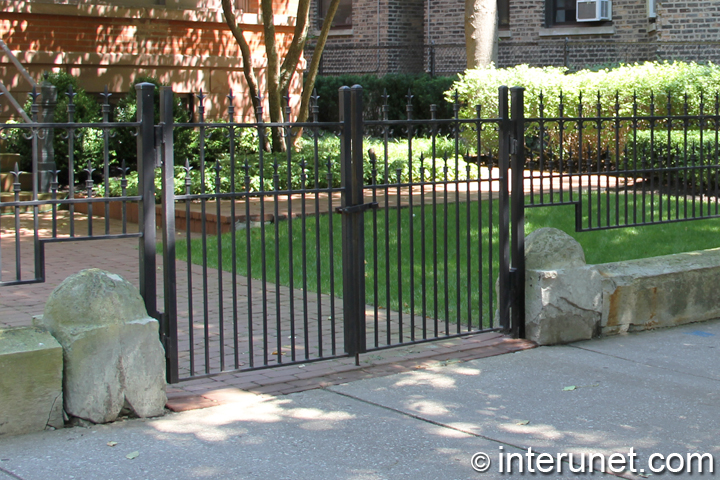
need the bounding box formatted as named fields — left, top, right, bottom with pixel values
left=517, top=89, right=720, bottom=232
left=0, top=85, right=155, bottom=319
left=6, top=81, right=720, bottom=383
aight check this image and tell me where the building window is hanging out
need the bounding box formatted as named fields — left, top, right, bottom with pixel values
left=498, top=0, right=509, bottom=28
left=237, top=0, right=258, bottom=14
left=546, top=0, right=578, bottom=26
left=320, top=0, right=352, bottom=29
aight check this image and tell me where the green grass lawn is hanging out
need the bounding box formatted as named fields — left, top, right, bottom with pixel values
left=175, top=192, right=720, bottom=328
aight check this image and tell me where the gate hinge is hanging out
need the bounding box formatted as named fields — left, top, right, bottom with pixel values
left=335, top=202, right=378, bottom=214
left=510, top=138, right=518, bottom=155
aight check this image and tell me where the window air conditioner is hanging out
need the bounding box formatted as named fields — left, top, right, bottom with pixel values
left=647, top=0, right=657, bottom=18
left=576, top=0, right=612, bottom=22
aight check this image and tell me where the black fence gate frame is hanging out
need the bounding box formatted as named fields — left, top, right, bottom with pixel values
left=155, top=84, right=527, bottom=383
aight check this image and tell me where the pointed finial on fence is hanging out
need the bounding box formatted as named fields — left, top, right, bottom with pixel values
left=406, top=89, right=414, bottom=120
left=197, top=89, right=206, bottom=121
left=11, top=162, right=22, bottom=179
left=227, top=90, right=235, bottom=120
left=311, top=89, right=320, bottom=122
left=100, top=85, right=112, bottom=105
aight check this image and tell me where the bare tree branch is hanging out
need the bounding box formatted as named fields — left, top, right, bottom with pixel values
left=260, top=0, right=284, bottom=150
left=279, top=0, right=312, bottom=94
left=297, top=0, right=341, bottom=124
left=221, top=0, right=260, bottom=108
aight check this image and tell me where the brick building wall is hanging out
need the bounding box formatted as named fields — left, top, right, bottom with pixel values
left=655, top=0, right=720, bottom=62
left=309, top=0, right=720, bottom=77
left=0, top=0, right=303, bottom=121
left=306, top=0, right=426, bottom=75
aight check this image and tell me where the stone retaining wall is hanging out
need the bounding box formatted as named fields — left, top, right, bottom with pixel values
left=524, top=228, right=720, bottom=345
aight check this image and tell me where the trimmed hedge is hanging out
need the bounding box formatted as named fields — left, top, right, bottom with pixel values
left=106, top=134, right=478, bottom=200
left=633, top=130, right=720, bottom=194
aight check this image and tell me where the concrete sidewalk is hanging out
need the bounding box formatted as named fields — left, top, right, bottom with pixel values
left=2, top=319, right=719, bottom=479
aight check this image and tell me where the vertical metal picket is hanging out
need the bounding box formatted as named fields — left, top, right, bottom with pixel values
left=160, top=86, right=179, bottom=383
left=136, top=82, right=158, bottom=320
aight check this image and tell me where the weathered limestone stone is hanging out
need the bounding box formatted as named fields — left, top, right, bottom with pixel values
left=525, top=227, right=586, bottom=270
left=0, top=327, right=64, bottom=436
left=38, top=269, right=166, bottom=424
left=524, top=228, right=601, bottom=345
left=597, top=248, right=720, bottom=335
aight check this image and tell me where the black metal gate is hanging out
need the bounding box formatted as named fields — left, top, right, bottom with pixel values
left=157, top=85, right=525, bottom=383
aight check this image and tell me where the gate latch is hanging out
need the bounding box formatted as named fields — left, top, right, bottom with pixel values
left=335, top=202, right=379, bottom=214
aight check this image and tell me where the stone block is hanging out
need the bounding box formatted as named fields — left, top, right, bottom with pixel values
left=39, top=269, right=166, bottom=424
left=0, top=327, right=64, bottom=437
left=598, top=248, right=720, bottom=335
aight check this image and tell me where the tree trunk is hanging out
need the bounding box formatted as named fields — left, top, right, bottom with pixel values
left=465, top=0, right=498, bottom=69
left=221, top=0, right=261, bottom=109
left=222, top=0, right=339, bottom=151
left=260, top=0, right=285, bottom=152
left=297, top=0, right=341, bottom=125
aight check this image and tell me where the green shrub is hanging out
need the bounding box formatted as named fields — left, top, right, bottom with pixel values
left=313, top=74, right=459, bottom=128
left=632, top=130, right=720, bottom=194
left=110, top=76, right=198, bottom=172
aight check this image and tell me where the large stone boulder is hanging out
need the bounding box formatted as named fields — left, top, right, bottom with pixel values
left=0, top=326, right=64, bottom=436
left=524, top=228, right=601, bottom=345
left=525, top=227, right=586, bottom=270
left=38, top=269, right=166, bottom=424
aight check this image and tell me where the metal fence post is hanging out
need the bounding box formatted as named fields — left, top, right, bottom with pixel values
left=497, top=86, right=511, bottom=333
left=39, top=79, right=57, bottom=193
left=339, top=85, right=368, bottom=359
left=135, top=82, right=158, bottom=320
left=510, top=86, right=526, bottom=339
left=160, top=86, right=179, bottom=383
